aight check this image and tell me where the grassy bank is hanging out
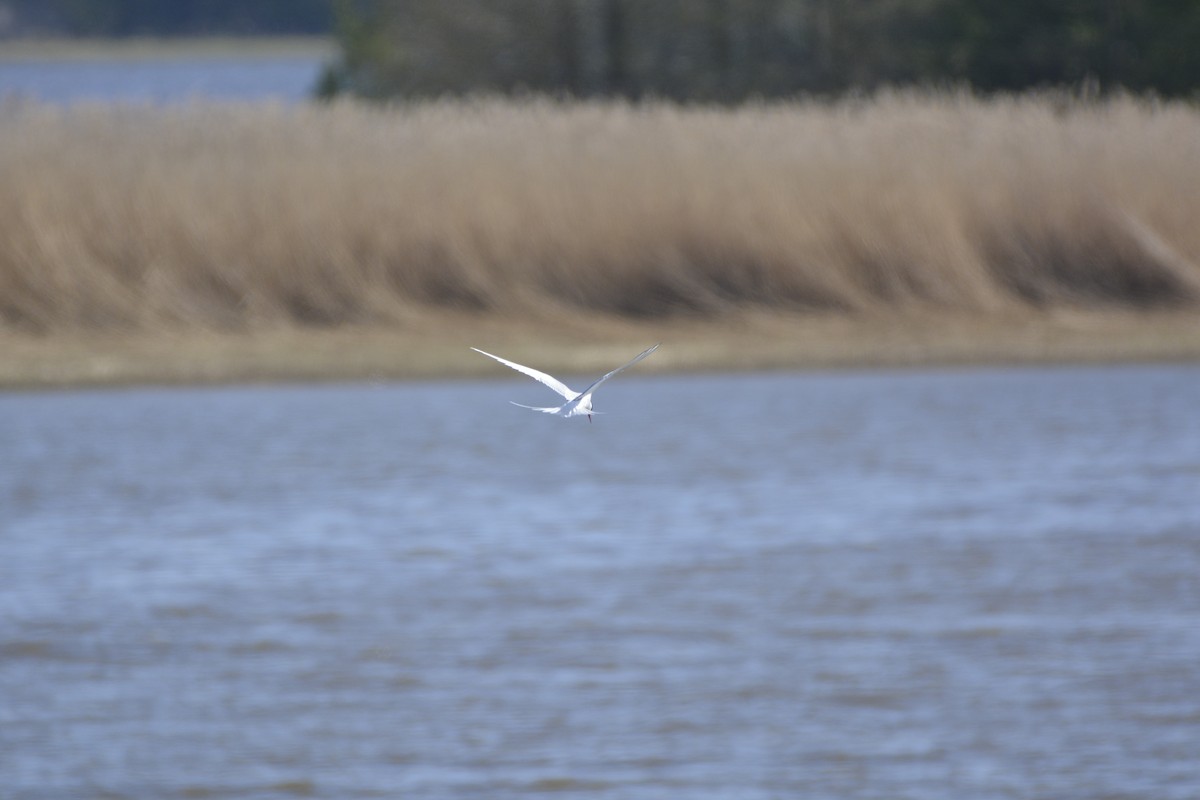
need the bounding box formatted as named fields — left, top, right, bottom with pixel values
left=4, top=310, right=1200, bottom=389
left=1, top=92, right=1198, bottom=386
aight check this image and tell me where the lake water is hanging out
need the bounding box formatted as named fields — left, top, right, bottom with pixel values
left=2, top=365, right=1199, bottom=799
left=0, top=51, right=326, bottom=104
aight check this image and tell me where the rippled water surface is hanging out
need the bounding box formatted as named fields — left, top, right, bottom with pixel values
left=2, top=365, right=1199, bottom=799
left=0, top=53, right=324, bottom=104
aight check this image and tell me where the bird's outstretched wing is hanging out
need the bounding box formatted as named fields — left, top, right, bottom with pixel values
left=576, top=343, right=660, bottom=399
left=509, top=401, right=562, bottom=414
left=471, top=347, right=578, bottom=400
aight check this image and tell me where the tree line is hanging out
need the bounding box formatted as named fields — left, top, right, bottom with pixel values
left=5, top=0, right=1197, bottom=99
left=1, top=0, right=331, bottom=36
left=321, top=0, right=1200, bottom=100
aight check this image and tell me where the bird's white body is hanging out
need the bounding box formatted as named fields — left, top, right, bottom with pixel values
left=471, top=344, right=660, bottom=421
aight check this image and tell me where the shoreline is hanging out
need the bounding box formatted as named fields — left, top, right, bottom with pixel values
left=3, top=311, right=1199, bottom=391
left=2, top=95, right=1198, bottom=390
left=4, top=96, right=1198, bottom=359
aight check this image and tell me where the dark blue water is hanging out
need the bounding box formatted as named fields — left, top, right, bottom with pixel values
left=2, top=366, right=1199, bottom=799
left=0, top=51, right=325, bottom=104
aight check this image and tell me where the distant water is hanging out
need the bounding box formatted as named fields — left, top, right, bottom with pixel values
left=0, top=50, right=326, bottom=104
left=2, top=365, right=1199, bottom=799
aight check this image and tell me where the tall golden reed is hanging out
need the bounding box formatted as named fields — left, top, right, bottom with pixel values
left=1, top=90, right=1198, bottom=333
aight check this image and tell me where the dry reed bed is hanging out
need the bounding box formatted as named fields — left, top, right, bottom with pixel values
left=2, top=91, right=1199, bottom=334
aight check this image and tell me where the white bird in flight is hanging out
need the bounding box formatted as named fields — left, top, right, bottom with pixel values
left=471, top=343, right=660, bottom=422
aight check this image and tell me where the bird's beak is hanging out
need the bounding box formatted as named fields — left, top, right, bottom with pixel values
left=588, top=414, right=592, bottom=423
